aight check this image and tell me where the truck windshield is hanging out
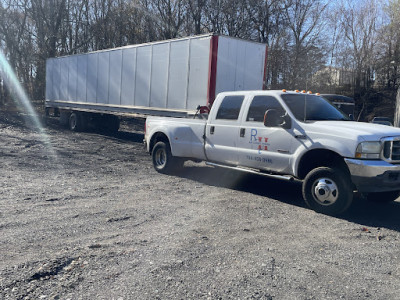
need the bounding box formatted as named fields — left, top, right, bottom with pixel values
left=281, top=94, right=350, bottom=122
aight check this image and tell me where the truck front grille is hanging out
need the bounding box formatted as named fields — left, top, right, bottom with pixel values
left=383, top=137, right=400, bottom=163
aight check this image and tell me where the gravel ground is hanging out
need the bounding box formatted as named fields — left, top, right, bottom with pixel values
left=1, top=111, right=400, bottom=300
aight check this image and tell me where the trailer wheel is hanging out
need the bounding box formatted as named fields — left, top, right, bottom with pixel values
left=152, top=141, right=183, bottom=174
left=302, top=167, right=353, bottom=215
left=366, top=191, right=400, bottom=203
left=69, top=112, right=84, bottom=131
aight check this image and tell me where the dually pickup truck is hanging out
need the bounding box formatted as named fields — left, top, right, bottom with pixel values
left=144, top=90, right=400, bottom=215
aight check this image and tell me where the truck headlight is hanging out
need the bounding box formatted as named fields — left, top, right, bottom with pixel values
left=355, top=141, right=381, bottom=159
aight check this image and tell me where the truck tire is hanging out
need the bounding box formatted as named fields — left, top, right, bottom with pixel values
left=152, top=141, right=183, bottom=174
left=366, top=191, right=400, bottom=203
left=302, top=167, right=353, bottom=215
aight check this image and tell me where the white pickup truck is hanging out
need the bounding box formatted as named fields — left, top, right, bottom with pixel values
left=144, top=90, right=400, bottom=215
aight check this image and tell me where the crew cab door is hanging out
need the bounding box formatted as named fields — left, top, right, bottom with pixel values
left=205, top=95, right=245, bottom=165
left=237, top=95, right=298, bottom=173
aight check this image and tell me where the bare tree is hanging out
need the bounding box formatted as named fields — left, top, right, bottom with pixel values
left=146, top=0, right=186, bottom=39
left=0, top=0, right=36, bottom=101
left=375, top=0, right=400, bottom=89
left=339, top=0, right=378, bottom=92
left=203, top=0, right=251, bottom=38
left=245, top=0, right=284, bottom=43
left=282, top=0, right=328, bottom=89
left=203, top=0, right=223, bottom=34
left=27, top=0, right=68, bottom=99
left=185, top=0, right=207, bottom=34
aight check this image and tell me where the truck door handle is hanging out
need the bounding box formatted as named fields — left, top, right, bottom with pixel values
left=240, top=128, right=245, bottom=137
left=210, top=126, right=215, bottom=134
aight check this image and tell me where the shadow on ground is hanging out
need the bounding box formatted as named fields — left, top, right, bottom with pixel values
left=178, top=164, right=400, bottom=232
left=342, top=198, right=400, bottom=232
left=114, top=131, right=144, bottom=143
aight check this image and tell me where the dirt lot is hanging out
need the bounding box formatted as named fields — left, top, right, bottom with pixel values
left=1, top=111, right=400, bottom=300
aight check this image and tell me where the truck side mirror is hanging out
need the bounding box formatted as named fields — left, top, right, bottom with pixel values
left=264, top=110, right=292, bottom=129
left=264, top=109, right=279, bottom=127
left=281, top=113, right=292, bottom=129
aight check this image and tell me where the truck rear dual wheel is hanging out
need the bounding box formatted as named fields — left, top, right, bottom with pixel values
left=152, top=141, right=183, bottom=174
left=302, top=167, right=353, bottom=215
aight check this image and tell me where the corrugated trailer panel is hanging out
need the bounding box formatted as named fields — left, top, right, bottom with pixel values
left=68, top=56, right=78, bottom=102
left=77, top=55, right=87, bottom=102
left=215, top=36, right=266, bottom=95
left=52, top=59, right=60, bottom=100
left=45, top=59, right=53, bottom=100
left=215, top=36, right=236, bottom=92
left=109, top=50, right=123, bottom=105
left=60, top=58, right=69, bottom=101
left=243, top=40, right=266, bottom=89
left=187, top=36, right=211, bottom=111
left=97, top=51, right=110, bottom=104
left=135, top=46, right=152, bottom=107
left=233, top=40, right=247, bottom=90
left=121, top=48, right=136, bottom=106
left=167, top=39, right=190, bottom=109
left=87, top=53, right=98, bottom=102
left=150, top=43, right=169, bottom=108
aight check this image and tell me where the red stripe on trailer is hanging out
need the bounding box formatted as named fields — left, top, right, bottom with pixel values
left=207, top=35, right=219, bottom=107
left=262, top=45, right=268, bottom=90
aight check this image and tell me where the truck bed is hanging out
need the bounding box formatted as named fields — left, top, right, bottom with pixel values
left=146, top=116, right=207, bottom=160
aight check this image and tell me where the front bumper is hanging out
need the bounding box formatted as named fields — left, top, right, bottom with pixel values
left=345, top=158, right=400, bottom=192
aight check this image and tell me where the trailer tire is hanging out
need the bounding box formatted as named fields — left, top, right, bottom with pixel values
left=366, top=191, right=400, bottom=203
left=69, top=112, right=84, bottom=132
left=152, top=141, right=183, bottom=174
left=302, top=167, right=353, bottom=215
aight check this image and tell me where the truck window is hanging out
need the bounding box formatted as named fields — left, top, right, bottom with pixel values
left=216, top=96, right=244, bottom=120
left=281, top=94, right=349, bottom=122
left=247, top=96, right=285, bottom=122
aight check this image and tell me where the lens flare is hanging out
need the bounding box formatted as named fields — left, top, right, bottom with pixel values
left=0, top=49, right=58, bottom=162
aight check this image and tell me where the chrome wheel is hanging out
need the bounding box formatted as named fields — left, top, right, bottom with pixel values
left=312, top=178, right=339, bottom=205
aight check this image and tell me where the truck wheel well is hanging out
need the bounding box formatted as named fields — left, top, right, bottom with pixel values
left=297, top=149, right=350, bottom=180
left=149, top=132, right=170, bottom=154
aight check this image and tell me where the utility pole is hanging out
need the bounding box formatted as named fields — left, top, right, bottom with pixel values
left=395, top=86, right=400, bottom=127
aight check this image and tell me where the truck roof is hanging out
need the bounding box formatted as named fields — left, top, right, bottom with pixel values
left=217, top=90, right=313, bottom=97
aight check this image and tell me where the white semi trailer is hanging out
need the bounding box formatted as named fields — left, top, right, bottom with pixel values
left=45, top=34, right=268, bottom=132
